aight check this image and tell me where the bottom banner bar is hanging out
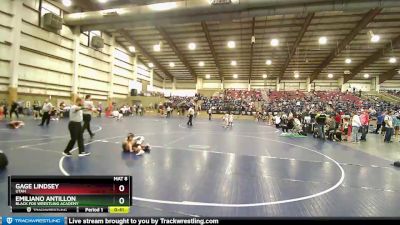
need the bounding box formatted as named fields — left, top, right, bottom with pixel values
left=2, top=217, right=398, bottom=225
left=64, top=217, right=399, bottom=225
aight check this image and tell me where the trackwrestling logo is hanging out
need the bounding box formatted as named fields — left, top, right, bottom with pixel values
left=2, top=217, right=64, bottom=225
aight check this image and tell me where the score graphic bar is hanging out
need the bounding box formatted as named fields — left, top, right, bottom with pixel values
left=8, top=176, right=132, bottom=213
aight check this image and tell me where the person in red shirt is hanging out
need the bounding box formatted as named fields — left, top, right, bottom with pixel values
left=335, top=112, right=342, bottom=129
left=360, top=110, right=370, bottom=141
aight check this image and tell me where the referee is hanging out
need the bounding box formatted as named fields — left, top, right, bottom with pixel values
left=82, top=94, right=95, bottom=138
left=39, top=99, right=52, bottom=126
left=187, top=106, right=194, bottom=126
left=63, top=97, right=90, bottom=157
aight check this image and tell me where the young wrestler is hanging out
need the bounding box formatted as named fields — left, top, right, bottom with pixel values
left=122, top=133, right=150, bottom=155
left=7, top=121, right=25, bottom=129
left=222, top=113, right=229, bottom=128
left=228, top=113, right=234, bottom=127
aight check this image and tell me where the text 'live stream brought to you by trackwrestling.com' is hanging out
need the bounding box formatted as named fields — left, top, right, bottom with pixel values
left=68, top=217, right=220, bottom=225
left=1, top=217, right=221, bottom=225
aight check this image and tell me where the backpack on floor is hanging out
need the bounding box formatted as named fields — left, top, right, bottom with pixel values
left=394, top=161, right=400, bottom=167
left=0, top=151, right=8, bottom=169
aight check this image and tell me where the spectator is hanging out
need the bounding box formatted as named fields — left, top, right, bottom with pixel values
left=351, top=111, right=361, bottom=143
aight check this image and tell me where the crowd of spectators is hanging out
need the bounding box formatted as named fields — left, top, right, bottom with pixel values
left=256, top=90, right=400, bottom=143
left=383, top=90, right=400, bottom=98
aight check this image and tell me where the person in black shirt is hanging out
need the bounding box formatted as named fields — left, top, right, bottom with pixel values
left=3, top=104, right=7, bottom=119
left=33, top=101, right=40, bottom=120
left=315, top=111, right=327, bottom=140
left=9, top=101, right=19, bottom=119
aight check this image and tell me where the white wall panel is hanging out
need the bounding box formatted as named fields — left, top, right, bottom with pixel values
left=381, top=80, right=400, bottom=90
left=0, top=13, right=12, bottom=28
left=224, top=81, right=248, bottom=89
left=79, top=88, right=108, bottom=96
left=153, top=79, right=163, bottom=88
left=60, top=25, right=74, bottom=39
left=80, top=35, right=89, bottom=46
left=113, top=84, right=128, bottom=95
left=78, top=77, right=108, bottom=91
left=19, top=65, right=72, bottom=86
left=0, top=84, right=7, bottom=92
left=23, top=0, right=40, bottom=10
left=20, top=34, right=73, bottom=61
left=0, top=0, right=13, bottom=13
left=0, top=61, right=10, bottom=78
left=176, top=82, right=196, bottom=89
left=18, top=86, right=70, bottom=96
left=0, top=77, right=8, bottom=86
left=18, top=80, right=70, bottom=91
left=114, top=48, right=131, bottom=63
left=19, top=49, right=73, bottom=74
left=113, top=66, right=131, bottom=78
left=79, top=53, right=109, bottom=72
left=78, top=66, right=108, bottom=82
left=202, top=81, right=221, bottom=89
left=137, top=74, right=150, bottom=82
left=114, top=59, right=132, bottom=72
left=0, top=44, right=12, bottom=61
left=80, top=46, right=110, bottom=60
left=0, top=26, right=12, bottom=43
left=22, top=22, right=73, bottom=49
left=22, top=5, right=39, bottom=25
left=1, top=0, right=139, bottom=100
left=113, top=76, right=129, bottom=86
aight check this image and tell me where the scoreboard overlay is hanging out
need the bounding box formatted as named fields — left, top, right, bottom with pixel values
left=8, top=176, right=132, bottom=213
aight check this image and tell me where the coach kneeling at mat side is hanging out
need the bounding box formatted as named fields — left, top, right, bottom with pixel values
left=63, top=98, right=90, bottom=157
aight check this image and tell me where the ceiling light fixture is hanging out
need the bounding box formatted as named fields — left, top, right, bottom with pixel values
left=262, top=74, right=267, bottom=79
left=294, top=71, right=299, bottom=78
left=98, top=0, right=108, bottom=3
left=62, top=0, right=72, bottom=7
left=319, top=36, right=327, bottom=45
left=364, top=73, right=370, bottom=78
left=369, top=30, right=380, bottom=43
left=271, top=38, right=279, bottom=47
left=148, top=2, right=177, bottom=11
left=205, top=74, right=211, bottom=79
left=371, top=35, right=380, bottom=43
left=231, top=60, right=237, bottom=66
left=188, top=43, right=196, bottom=50
left=266, top=59, right=272, bottom=65
left=198, top=61, right=205, bottom=67
left=345, top=58, right=352, bottom=64
left=169, top=62, right=175, bottom=68
left=227, top=41, right=236, bottom=48
left=128, top=46, right=136, bottom=53
left=389, top=57, right=397, bottom=63
left=328, top=73, right=333, bottom=78
left=153, top=44, right=161, bottom=52
left=233, top=74, right=238, bottom=79
left=148, top=63, right=154, bottom=68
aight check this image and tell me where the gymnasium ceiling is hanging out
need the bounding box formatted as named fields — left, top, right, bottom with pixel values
left=55, top=0, right=400, bottom=83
